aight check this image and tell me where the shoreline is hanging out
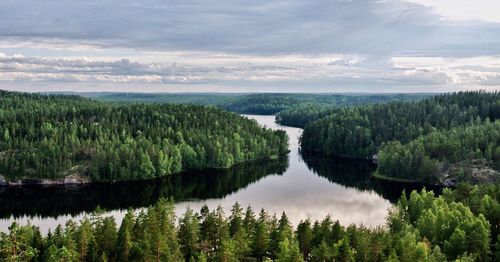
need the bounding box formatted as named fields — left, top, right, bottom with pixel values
left=0, top=153, right=289, bottom=188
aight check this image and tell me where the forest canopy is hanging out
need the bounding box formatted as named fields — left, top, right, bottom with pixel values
left=0, top=90, right=288, bottom=182
left=301, top=92, right=499, bottom=158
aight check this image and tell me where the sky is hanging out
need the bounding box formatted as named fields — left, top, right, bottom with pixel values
left=0, top=0, right=499, bottom=93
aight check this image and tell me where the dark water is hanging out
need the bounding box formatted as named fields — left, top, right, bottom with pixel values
left=0, top=115, right=439, bottom=233
left=0, top=157, right=289, bottom=219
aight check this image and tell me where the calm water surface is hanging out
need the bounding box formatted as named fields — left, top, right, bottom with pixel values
left=0, top=115, right=436, bottom=233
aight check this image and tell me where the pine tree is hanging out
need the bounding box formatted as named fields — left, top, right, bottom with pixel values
left=296, top=220, right=312, bottom=259
left=178, top=208, right=200, bottom=260
left=253, top=209, right=270, bottom=260
left=117, top=210, right=134, bottom=261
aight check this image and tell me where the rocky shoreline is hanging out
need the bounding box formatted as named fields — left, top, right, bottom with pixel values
left=0, top=174, right=90, bottom=186
left=372, top=158, right=499, bottom=187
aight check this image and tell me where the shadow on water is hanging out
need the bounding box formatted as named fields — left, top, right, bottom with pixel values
left=300, top=150, right=443, bottom=203
left=0, top=156, right=289, bottom=219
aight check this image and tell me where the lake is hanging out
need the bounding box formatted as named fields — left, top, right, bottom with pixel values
left=0, top=115, right=438, bottom=233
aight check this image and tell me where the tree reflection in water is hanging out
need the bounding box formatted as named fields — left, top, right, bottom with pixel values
left=300, top=150, right=443, bottom=203
left=0, top=156, right=289, bottom=219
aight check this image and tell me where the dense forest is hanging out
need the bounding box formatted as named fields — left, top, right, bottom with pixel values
left=221, top=94, right=303, bottom=115
left=1, top=184, right=499, bottom=261
left=376, top=120, right=500, bottom=183
left=275, top=94, right=431, bottom=128
left=300, top=92, right=499, bottom=158
left=275, top=105, right=336, bottom=128
left=0, top=91, right=288, bottom=182
left=84, top=92, right=430, bottom=116
left=299, top=91, right=499, bottom=184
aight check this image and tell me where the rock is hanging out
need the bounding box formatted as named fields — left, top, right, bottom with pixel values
left=10, top=180, right=23, bottom=186
left=438, top=159, right=499, bottom=186
left=64, top=174, right=90, bottom=184
left=0, top=173, right=90, bottom=186
left=39, top=179, right=58, bottom=185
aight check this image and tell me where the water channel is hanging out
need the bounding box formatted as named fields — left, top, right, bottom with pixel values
left=0, top=115, right=438, bottom=233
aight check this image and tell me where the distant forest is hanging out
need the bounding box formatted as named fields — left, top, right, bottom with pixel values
left=0, top=91, right=288, bottom=182
left=79, top=92, right=431, bottom=115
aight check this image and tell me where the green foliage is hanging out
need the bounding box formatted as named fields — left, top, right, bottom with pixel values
left=396, top=189, right=492, bottom=261
left=443, top=183, right=500, bottom=260
left=276, top=94, right=429, bottom=128
left=301, top=91, right=499, bottom=159
left=179, top=208, right=200, bottom=261
left=376, top=120, right=500, bottom=182
left=0, top=223, right=39, bottom=262
left=222, top=93, right=416, bottom=115
left=1, top=186, right=499, bottom=261
left=0, top=90, right=288, bottom=181
left=223, top=94, right=304, bottom=115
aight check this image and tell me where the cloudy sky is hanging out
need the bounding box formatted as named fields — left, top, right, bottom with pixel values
left=1, top=0, right=499, bottom=93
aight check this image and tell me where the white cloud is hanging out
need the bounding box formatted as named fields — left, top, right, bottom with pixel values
left=1, top=52, right=499, bottom=92
left=392, top=56, right=500, bottom=84
left=406, top=0, right=500, bottom=23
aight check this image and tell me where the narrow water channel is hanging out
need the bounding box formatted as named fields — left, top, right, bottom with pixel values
left=1, top=115, right=435, bottom=233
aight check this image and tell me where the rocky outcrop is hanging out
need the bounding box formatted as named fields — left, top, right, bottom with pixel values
left=0, top=164, right=92, bottom=187
left=64, top=174, right=91, bottom=184
left=0, top=174, right=90, bottom=186
left=439, top=159, right=499, bottom=187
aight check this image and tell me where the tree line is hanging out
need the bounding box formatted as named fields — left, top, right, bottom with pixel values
left=90, top=92, right=430, bottom=116
left=0, top=90, right=288, bottom=181
left=275, top=94, right=431, bottom=128
left=300, top=91, right=499, bottom=159
left=223, top=94, right=430, bottom=116
left=1, top=183, right=499, bottom=261
left=275, top=105, right=336, bottom=128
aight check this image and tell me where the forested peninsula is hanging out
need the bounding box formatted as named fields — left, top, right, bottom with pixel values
left=299, top=92, right=500, bottom=185
left=0, top=91, right=288, bottom=184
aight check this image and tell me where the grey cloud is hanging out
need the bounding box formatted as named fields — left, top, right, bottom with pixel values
left=4, top=52, right=499, bottom=90
left=0, top=0, right=499, bottom=56
left=0, top=53, right=304, bottom=84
